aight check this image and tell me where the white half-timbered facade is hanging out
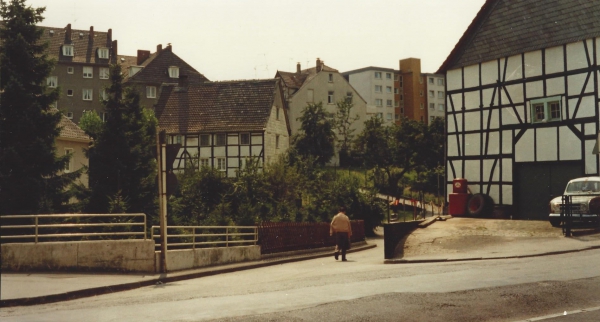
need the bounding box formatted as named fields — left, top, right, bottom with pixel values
left=156, top=78, right=290, bottom=177
left=438, top=0, right=600, bottom=219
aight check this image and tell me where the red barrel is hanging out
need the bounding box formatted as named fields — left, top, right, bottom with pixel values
left=449, top=193, right=469, bottom=216
left=452, top=178, right=468, bottom=194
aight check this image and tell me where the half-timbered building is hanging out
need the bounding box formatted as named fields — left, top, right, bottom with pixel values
left=438, top=0, right=600, bottom=219
left=155, top=77, right=289, bottom=177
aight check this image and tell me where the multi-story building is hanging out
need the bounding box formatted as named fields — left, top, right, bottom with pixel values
left=39, top=24, right=118, bottom=123
left=423, top=73, right=446, bottom=124
left=119, top=44, right=209, bottom=111
left=342, top=67, right=397, bottom=125
left=398, top=58, right=427, bottom=124
left=276, top=58, right=367, bottom=165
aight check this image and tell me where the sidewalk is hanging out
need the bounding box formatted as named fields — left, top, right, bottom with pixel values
left=0, top=242, right=376, bottom=307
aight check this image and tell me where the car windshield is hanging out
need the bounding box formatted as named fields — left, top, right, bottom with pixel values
left=565, top=180, right=600, bottom=194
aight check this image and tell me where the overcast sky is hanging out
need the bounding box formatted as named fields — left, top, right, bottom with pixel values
left=26, top=0, right=485, bottom=81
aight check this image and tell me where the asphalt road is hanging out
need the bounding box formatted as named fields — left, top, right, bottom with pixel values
left=1, top=238, right=599, bottom=322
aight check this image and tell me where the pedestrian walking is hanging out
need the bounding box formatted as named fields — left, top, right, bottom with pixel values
left=330, top=206, right=352, bottom=261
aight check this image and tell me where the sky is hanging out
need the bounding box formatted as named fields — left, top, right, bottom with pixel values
left=25, top=0, right=486, bottom=81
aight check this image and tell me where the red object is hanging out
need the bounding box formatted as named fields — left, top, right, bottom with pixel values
left=452, top=178, right=468, bottom=194
left=449, top=193, right=470, bottom=216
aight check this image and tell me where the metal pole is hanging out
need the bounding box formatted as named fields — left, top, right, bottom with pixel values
left=35, top=216, right=38, bottom=244
left=156, top=129, right=168, bottom=273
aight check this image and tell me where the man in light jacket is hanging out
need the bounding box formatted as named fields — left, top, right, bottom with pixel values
left=330, top=206, right=352, bottom=261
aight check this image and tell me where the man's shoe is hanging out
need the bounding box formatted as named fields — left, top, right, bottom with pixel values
left=342, top=258, right=347, bottom=262
left=334, top=252, right=339, bottom=260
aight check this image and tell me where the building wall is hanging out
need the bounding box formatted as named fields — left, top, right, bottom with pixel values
left=56, top=138, right=90, bottom=187
left=264, top=88, right=290, bottom=165
left=347, top=69, right=396, bottom=125
left=399, top=58, right=428, bottom=123
left=424, top=73, right=446, bottom=124
left=445, top=37, right=600, bottom=210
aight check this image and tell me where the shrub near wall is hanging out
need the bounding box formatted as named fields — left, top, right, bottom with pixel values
left=258, top=220, right=365, bottom=254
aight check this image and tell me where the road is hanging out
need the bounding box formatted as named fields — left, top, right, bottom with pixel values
left=1, top=238, right=599, bottom=321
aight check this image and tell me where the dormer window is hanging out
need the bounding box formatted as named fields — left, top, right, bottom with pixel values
left=129, top=66, right=143, bottom=77
left=168, top=66, right=179, bottom=78
left=63, top=44, right=73, bottom=57
left=98, top=47, right=109, bottom=59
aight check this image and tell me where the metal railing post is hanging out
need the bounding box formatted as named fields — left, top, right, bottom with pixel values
left=35, top=216, right=38, bottom=244
left=192, top=227, right=195, bottom=250
left=226, top=227, right=229, bottom=247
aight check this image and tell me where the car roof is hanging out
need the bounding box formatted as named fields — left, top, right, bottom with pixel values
left=568, top=176, right=600, bottom=183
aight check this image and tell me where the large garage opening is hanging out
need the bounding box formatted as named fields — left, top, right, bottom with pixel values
left=514, top=161, right=582, bottom=220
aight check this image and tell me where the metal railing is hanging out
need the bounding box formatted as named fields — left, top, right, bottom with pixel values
left=151, top=225, right=258, bottom=249
left=0, top=214, right=147, bottom=243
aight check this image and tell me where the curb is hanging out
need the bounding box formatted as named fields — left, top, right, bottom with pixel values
left=0, top=243, right=377, bottom=307
left=383, top=244, right=600, bottom=264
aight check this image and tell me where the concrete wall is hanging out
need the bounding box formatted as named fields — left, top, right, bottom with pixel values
left=1, top=240, right=155, bottom=272
left=156, top=245, right=261, bottom=272
left=383, top=221, right=423, bottom=259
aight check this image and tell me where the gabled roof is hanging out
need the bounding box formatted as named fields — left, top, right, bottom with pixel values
left=124, top=45, right=209, bottom=84
left=57, top=113, right=92, bottom=142
left=276, top=63, right=338, bottom=90
left=38, top=25, right=115, bottom=64
left=156, top=79, right=280, bottom=134
left=438, top=0, right=600, bottom=73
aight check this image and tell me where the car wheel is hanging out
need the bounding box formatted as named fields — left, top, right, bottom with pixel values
left=549, top=219, right=561, bottom=227
left=467, top=194, right=493, bottom=217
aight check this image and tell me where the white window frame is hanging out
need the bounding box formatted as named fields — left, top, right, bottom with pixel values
left=83, top=89, right=93, bottom=101
left=429, top=78, right=434, bottom=84
left=375, top=99, right=383, bottom=107
left=328, top=73, right=333, bottom=82
left=328, top=91, right=334, bottom=104
left=429, top=90, right=434, bottom=98
left=346, top=92, right=353, bottom=103
left=374, top=72, right=382, bottom=79
left=386, top=99, right=392, bottom=107
left=99, top=67, right=109, bottom=79
left=420, top=103, right=424, bottom=109
left=429, top=103, right=435, bottom=109
left=98, top=47, right=109, bottom=59
left=200, top=158, right=210, bottom=168
left=67, top=89, right=73, bottom=96
left=386, top=86, right=392, bottom=93
left=216, top=134, right=226, bottom=146
left=63, top=44, right=73, bottom=57
left=374, top=85, right=382, bottom=93
left=64, top=148, right=74, bottom=173
left=67, top=66, right=74, bottom=74
left=66, top=112, right=74, bottom=119
left=217, top=158, right=226, bottom=171
left=386, top=113, right=392, bottom=121
left=47, top=76, right=57, bottom=88
left=439, top=104, right=445, bottom=111
left=129, top=66, right=143, bottom=77
left=530, top=96, right=562, bottom=123
left=438, top=91, right=444, bottom=99
left=83, top=66, right=93, bottom=78
left=100, top=88, right=108, bottom=101
left=386, top=73, right=392, bottom=79
left=438, top=78, right=444, bottom=86
left=146, top=86, right=157, bottom=98
left=168, top=66, right=179, bottom=78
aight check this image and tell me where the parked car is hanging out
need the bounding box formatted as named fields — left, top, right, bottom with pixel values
left=548, top=176, right=600, bottom=227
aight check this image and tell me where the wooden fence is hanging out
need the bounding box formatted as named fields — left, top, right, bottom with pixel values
left=257, top=220, right=365, bottom=254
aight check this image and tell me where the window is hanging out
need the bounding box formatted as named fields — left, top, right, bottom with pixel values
left=438, top=91, right=444, bottom=99
left=377, top=112, right=383, bottom=119
left=200, top=134, right=210, bottom=146
left=400, top=107, right=404, bottom=114
left=399, top=77, right=403, bottom=87
left=420, top=103, right=424, bottom=109
left=374, top=85, right=382, bottom=93
left=102, top=112, right=107, bottom=122
left=216, top=134, right=226, bottom=146
left=129, top=66, right=143, bottom=77
left=100, top=89, right=108, bottom=101
left=386, top=73, right=392, bottom=79
left=430, top=116, right=435, bottom=123
left=276, top=107, right=280, bottom=120
left=386, top=99, right=392, bottom=107
left=439, top=104, right=445, bottom=111
left=168, top=66, right=179, bottom=78
left=530, top=96, right=562, bottom=123
left=328, top=73, right=333, bottom=82
left=83, top=66, right=93, bottom=78
left=395, top=100, right=399, bottom=107
left=217, top=158, right=226, bottom=171
left=83, top=89, right=93, bottom=101
left=67, top=89, right=73, bottom=96
left=346, top=92, right=353, bottom=103
left=429, top=78, right=434, bottom=84
left=63, top=44, right=73, bottom=56
left=386, top=113, right=392, bottom=121
left=64, top=148, right=74, bottom=173
left=46, top=76, right=57, bottom=88
left=400, top=94, right=404, bottom=101
left=438, top=78, right=444, bottom=86
left=240, top=133, right=250, bottom=145
left=66, top=112, right=73, bottom=119
left=419, top=77, right=423, bottom=84
left=146, top=86, right=157, bottom=98
left=67, top=66, right=74, bottom=74
left=394, top=88, right=398, bottom=94
left=429, top=90, right=434, bottom=98
left=328, top=91, right=334, bottom=104
left=98, top=47, right=109, bottom=59
left=276, top=135, right=280, bottom=149
left=375, top=99, right=383, bottom=107
left=99, top=67, right=109, bottom=79
left=200, top=158, right=209, bottom=168
left=429, top=103, right=435, bottom=109
left=395, top=114, right=399, bottom=120
left=386, top=86, right=392, bottom=93
left=374, top=72, right=382, bottom=79
left=420, top=90, right=423, bottom=97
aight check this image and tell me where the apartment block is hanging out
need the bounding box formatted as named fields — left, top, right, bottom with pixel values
left=342, top=67, right=397, bottom=125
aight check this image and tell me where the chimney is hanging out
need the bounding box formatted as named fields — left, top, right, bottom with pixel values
left=112, top=40, right=118, bottom=57
left=166, top=43, right=172, bottom=51
left=137, top=50, right=150, bottom=65
left=296, top=62, right=301, bottom=74
left=89, top=26, right=94, bottom=41
left=157, top=44, right=162, bottom=53
left=107, top=28, right=112, bottom=43
left=316, top=58, right=322, bottom=72
left=65, top=23, right=71, bottom=42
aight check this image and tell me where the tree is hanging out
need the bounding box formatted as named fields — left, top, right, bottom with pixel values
left=86, top=64, right=157, bottom=215
left=79, top=110, right=104, bottom=140
left=290, top=102, right=335, bottom=166
left=333, top=99, right=359, bottom=166
left=0, top=0, right=79, bottom=214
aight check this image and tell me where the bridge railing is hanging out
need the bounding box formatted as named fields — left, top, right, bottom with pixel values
left=0, top=213, right=147, bottom=243
left=150, top=225, right=258, bottom=250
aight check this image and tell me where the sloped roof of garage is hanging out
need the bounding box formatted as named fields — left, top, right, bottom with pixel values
left=438, top=0, right=600, bottom=73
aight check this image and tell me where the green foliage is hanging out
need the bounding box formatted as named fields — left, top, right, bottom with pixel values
left=290, top=102, right=335, bottom=166
left=334, top=99, right=360, bottom=156
left=86, top=64, right=157, bottom=216
left=79, top=110, right=104, bottom=140
left=0, top=0, right=79, bottom=214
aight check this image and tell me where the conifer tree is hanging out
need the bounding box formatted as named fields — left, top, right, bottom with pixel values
left=86, top=64, right=157, bottom=215
left=0, top=0, right=76, bottom=214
